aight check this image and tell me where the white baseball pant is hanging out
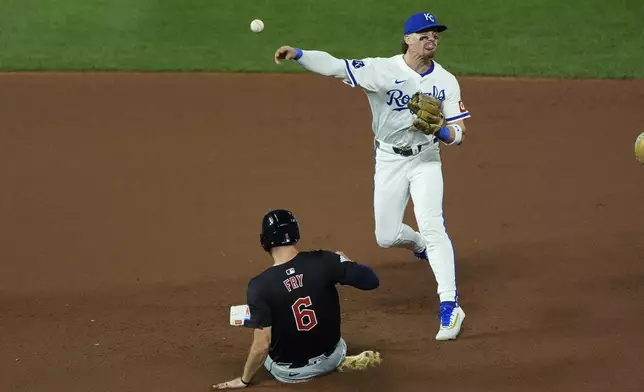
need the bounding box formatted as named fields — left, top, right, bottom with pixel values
left=373, top=140, right=457, bottom=303
left=263, top=338, right=347, bottom=383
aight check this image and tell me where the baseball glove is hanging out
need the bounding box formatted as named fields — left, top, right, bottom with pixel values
left=407, top=92, right=445, bottom=135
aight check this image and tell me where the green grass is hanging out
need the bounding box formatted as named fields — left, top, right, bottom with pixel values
left=1, top=0, right=643, bottom=77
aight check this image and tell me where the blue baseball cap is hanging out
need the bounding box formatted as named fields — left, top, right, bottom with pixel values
left=404, top=12, right=447, bottom=35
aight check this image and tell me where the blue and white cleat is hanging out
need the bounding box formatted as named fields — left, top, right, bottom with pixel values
left=435, top=301, right=466, bottom=341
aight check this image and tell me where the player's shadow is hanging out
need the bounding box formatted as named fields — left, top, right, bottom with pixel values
left=366, top=244, right=531, bottom=319
left=368, top=259, right=442, bottom=313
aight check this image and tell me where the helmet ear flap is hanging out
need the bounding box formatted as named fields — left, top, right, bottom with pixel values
left=260, top=233, right=270, bottom=252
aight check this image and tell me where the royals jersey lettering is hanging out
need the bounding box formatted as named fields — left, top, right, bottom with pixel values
left=341, top=55, right=471, bottom=147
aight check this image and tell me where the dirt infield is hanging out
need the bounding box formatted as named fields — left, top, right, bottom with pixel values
left=1, top=73, right=643, bottom=392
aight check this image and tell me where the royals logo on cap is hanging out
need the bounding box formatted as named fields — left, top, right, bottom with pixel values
left=404, top=12, right=448, bottom=35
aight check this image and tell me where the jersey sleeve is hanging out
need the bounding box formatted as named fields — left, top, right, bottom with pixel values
left=341, top=58, right=381, bottom=92
left=324, top=251, right=379, bottom=290
left=442, top=75, right=472, bottom=123
left=243, top=277, right=272, bottom=329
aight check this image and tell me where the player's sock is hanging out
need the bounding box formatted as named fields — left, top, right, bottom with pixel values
left=439, top=290, right=457, bottom=303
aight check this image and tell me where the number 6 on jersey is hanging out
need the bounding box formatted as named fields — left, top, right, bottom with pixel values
left=291, top=296, right=318, bottom=331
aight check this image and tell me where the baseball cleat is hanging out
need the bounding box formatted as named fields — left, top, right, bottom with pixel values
left=337, top=350, right=382, bottom=372
left=414, top=248, right=428, bottom=261
left=435, top=301, right=465, bottom=341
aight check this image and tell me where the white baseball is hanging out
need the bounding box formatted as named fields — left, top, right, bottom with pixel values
left=250, top=19, right=264, bottom=33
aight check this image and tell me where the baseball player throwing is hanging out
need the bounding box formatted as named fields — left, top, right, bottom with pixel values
left=274, top=11, right=470, bottom=340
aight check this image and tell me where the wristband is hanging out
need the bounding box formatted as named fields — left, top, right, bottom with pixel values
left=436, top=126, right=451, bottom=142
left=436, top=125, right=463, bottom=145
left=294, top=48, right=303, bottom=60
left=449, top=124, right=463, bottom=145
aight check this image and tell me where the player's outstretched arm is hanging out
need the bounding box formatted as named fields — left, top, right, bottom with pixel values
left=343, top=262, right=380, bottom=290
left=212, top=327, right=271, bottom=390
left=274, top=45, right=347, bottom=79
left=213, top=280, right=272, bottom=390
left=334, top=252, right=380, bottom=290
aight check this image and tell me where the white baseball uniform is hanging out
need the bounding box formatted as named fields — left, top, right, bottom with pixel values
left=294, top=50, right=471, bottom=303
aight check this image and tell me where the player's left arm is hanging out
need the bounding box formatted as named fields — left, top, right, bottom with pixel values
left=329, top=251, right=380, bottom=290
left=212, top=280, right=272, bottom=390
left=436, top=76, right=471, bottom=146
left=436, top=118, right=468, bottom=145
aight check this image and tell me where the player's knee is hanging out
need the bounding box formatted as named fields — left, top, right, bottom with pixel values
left=375, top=230, right=397, bottom=248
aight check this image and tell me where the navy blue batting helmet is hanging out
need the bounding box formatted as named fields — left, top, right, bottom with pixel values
left=260, top=209, right=300, bottom=252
